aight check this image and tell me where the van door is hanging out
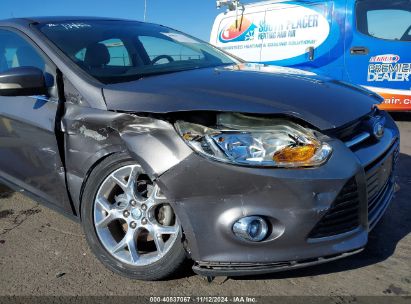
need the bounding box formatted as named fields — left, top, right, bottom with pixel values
left=345, top=0, right=411, bottom=111
left=260, top=1, right=336, bottom=74
left=211, top=2, right=344, bottom=77
left=212, top=7, right=266, bottom=62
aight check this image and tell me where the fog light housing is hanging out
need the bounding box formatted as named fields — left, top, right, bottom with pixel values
left=232, top=216, right=268, bottom=242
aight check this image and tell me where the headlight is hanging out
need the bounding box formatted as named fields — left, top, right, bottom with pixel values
left=175, top=113, right=332, bottom=168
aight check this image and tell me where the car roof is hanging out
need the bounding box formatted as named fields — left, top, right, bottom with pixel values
left=0, top=16, right=139, bottom=27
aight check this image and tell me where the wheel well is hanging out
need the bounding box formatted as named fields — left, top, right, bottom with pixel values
left=78, top=152, right=118, bottom=220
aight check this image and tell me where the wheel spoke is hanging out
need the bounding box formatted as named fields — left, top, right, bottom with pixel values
left=95, top=210, right=122, bottom=228
left=95, top=196, right=112, bottom=213
left=153, top=233, right=165, bottom=254
left=127, top=165, right=141, bottom=190
left=127, top=236, right=140, bottom=263
left=110, top=173, right=128, bottom=191
left=111, top=230, right=139, bottom=263
left=145, top=184, right=167, bottom=208
left=155, top=224, right=179, bottom=235
left=111, top=234, right=129, bottom=254
left=152, top=185, right=167, bottom=201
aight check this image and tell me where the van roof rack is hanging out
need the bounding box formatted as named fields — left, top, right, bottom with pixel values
left=216, top=1, right=243, bottom=11
left=217, top=0, right=316, bottom=11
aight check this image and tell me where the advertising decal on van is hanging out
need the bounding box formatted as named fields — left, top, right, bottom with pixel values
left=365, top=87, right=411, bottom=108
left=366, top=54, right=411, bottom=109
left=211, top=0, right=410, bottom=111
left=369, top=54, right=400, bottom=64
left=219, top=17, right=257, bottom=43
left=368, top=54, right=410, bottom=82
left=217, top=4, right=330, bottom=62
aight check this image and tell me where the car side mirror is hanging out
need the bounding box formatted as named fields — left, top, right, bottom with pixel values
left=0, top=67, right=47, bottom=96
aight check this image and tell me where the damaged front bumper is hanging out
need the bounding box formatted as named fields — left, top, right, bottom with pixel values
left=157, top=116, right=400, bottom=276
left=62, top=103, right=399, bottom=277
left=192, top=248, right=364, bottom=277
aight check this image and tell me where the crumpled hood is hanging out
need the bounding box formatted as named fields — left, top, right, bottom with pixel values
left=103, top=64, right=381, bottom=130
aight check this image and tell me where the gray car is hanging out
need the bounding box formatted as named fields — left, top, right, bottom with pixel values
left=0, top=17, right=400, bottom=280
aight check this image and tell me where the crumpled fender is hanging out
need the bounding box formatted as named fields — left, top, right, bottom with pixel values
left=61, top=104, right=192, bottom=214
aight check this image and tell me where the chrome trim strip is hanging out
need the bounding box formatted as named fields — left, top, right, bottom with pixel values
left=345, top=132, right=370, bottom=148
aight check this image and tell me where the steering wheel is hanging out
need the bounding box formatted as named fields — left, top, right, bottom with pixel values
left=151, top=55, right=175, bottom=65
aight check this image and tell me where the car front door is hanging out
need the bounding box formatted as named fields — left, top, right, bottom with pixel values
left=345, top=0, right=411, bottom=111
left=0, top=28, right=73, bottom=214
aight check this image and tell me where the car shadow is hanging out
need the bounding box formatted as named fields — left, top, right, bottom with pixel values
left=390, top=112, right=411, bottom=122
left=0, top=183, right=13, bottom=199
left=232, top=152, right=411, bottom=281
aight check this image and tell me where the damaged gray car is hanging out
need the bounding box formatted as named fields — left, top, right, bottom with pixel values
left=0, top=17, right=400, bottom=280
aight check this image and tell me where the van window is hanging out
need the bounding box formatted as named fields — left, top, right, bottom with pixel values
left=356, top=0, right=411, bottom=41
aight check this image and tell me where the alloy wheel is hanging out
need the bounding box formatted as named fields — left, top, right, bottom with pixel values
left=93, top=164, right=180, bottom=266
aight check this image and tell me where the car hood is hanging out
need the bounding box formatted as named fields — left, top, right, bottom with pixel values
left=103, top=64, right=381, bottom=130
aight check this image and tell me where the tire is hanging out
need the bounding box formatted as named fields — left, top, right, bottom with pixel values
left=81, top=153, right=186, bottom=280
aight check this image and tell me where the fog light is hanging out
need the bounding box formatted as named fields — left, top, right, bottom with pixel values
left=232, top=216, right=268, bottom=242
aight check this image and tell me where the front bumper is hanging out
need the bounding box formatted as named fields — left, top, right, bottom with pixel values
left=192, top=248, right=364, bottom=277
left=157, top=114, right=400, bottom=276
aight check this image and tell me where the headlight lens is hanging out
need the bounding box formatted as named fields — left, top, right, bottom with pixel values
left=175, top=113, right=332, bottom=168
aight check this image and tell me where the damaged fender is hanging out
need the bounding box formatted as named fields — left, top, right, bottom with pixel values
left=61, top=104, right=193, bottom=214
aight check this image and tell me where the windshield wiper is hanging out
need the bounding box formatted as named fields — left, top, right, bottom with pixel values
left=98, top=63, right=236, bottom=84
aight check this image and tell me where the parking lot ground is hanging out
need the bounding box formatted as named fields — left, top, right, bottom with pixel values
left=0, top=116, right=410, bottom=297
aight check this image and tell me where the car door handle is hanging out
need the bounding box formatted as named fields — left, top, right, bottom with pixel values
left=350, top=47, right=369, bottom=55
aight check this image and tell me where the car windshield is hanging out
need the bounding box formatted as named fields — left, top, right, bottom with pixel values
left=36, top=20, right=239, bottom=84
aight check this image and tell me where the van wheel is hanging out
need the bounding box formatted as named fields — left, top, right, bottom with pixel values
left=81, top=153, right=186, bottom=280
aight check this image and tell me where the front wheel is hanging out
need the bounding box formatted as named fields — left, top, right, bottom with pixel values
left=81, top=153, right=186, bottom=280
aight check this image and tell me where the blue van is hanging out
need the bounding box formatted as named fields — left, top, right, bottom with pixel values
left=211, top=0, right=411, bottom=111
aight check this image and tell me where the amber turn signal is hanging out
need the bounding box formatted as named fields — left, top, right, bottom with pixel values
left=273, top=144, right=318, bottom=163
left=183, top=132, right=193, bottom=141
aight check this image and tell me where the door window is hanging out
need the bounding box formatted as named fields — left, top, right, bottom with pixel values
left=0, top=29, right=46, bottom=72
left=356, top=0, right=411, bottom=41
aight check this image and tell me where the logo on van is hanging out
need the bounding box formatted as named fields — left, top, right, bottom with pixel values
left=369, top=54, right=400, bottom=64
left=219, top=17, right=257, bottom=43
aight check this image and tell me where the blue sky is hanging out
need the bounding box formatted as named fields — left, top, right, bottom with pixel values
left=0, top=0, right=255, bottom=41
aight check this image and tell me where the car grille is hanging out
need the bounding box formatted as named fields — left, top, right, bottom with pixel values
left=366, top=141, right=398, bottom=230
left=308, top=178, right=360, bottom=238
left=325, top=108, right=382, bottom=149
left=394, top=144, right=400, bottom=169
left=309, top=140, right=399, bottom=238
left=330, top=118, right=365, bottom=143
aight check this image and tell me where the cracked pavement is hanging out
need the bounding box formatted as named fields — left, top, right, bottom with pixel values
left=0, top=116, right=410, bottom=296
